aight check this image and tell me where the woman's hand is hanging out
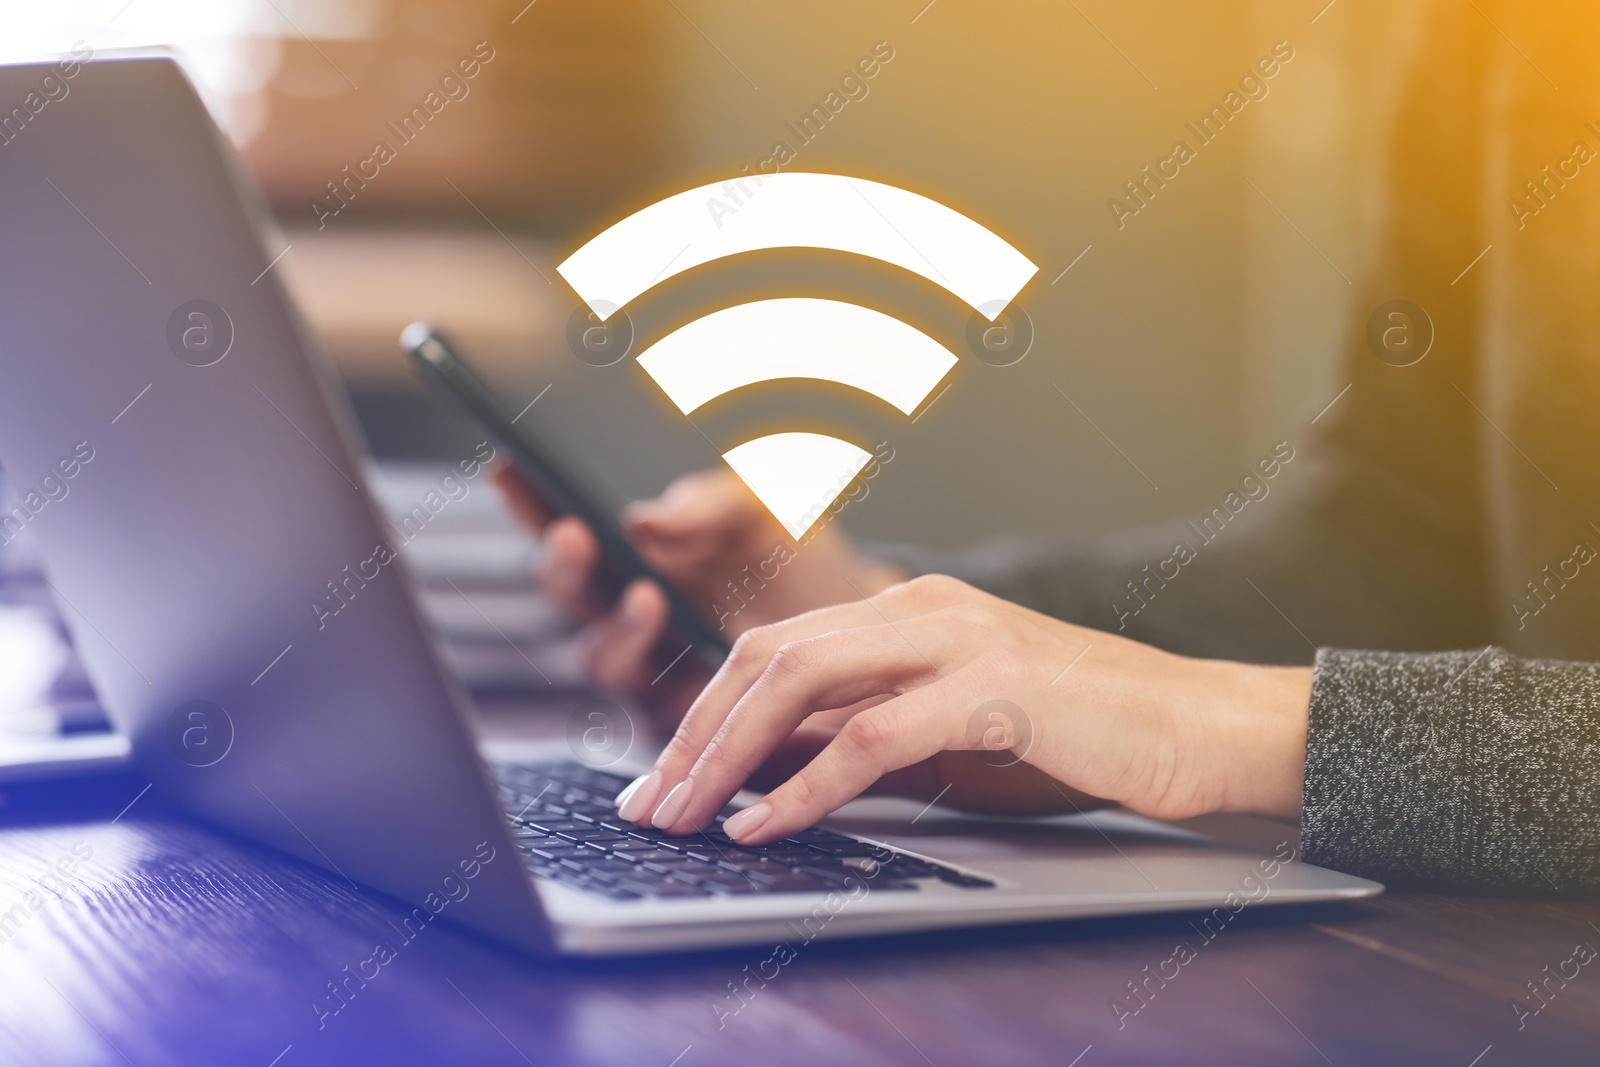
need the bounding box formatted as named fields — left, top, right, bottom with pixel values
left=490, top=463, right=907, bottom=724
left=614, top=574, right=1313, bottom=842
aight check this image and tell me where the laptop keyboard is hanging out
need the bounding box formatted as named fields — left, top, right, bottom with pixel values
left=494, top=760, right=996, bottom=902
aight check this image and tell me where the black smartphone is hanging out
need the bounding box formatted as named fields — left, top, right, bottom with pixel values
left=400, top=322, right=729, bottom=667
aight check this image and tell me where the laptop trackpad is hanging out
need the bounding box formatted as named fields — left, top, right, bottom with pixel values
left=818, top=798, right=1305, bottom=895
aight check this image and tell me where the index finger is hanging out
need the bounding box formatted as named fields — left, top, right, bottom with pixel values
left=489, top=460, right=554, bottom=531
left=615, top=594, right=911, bottom=826
left=654, top=621, right=943, bottom=833
left=721, top=684, right=961, bottom=845
left=626, top=468, right=766, bottom=545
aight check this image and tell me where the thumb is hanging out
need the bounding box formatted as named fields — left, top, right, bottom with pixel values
left=626, top=469, right=768, bottom=544
left=489, top=460, right=554, bottom=531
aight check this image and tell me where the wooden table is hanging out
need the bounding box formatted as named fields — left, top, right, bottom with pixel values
left=1, top=713, right=1597, bottom=1067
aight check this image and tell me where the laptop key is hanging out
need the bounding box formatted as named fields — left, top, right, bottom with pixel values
left=629, top=848, right=687, bottom=864
left=510, top=825, right=556, bottom=838
left=521, top=844, right=574, bottom=863
left=665, top=872, right=711, bottom=888
left=744, top=849, right=835, bottom=868
left=646, top=837, right=697, bottom=852
left=555, top=829, right=629, bottom=844
left=678, top=850, right=720, bottom=864
left=623, top=827, right=676, bottom=843
left=604, top=838, right=667, bottom=853
left=789, top=828, right=858, bottom=846
left=802, top=839, right=889, bottom=858
left=541, top=870, right=632, bottom=897
left=539, top=836, right=588, bottom=851
left=641, top=858, right=708, bottom=876
left=601, top=850, right=647, bottom=865
left=796, top=865, right=870, bottom=887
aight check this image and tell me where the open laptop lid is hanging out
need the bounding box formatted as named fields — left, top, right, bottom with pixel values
left=0, top=53, right=547, bottom=951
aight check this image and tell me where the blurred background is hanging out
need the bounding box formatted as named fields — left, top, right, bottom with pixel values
left=6, top=0, right=1410, bottom=548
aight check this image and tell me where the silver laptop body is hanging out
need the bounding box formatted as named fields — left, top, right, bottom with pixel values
left=0, top=53, right=1380, bottom=957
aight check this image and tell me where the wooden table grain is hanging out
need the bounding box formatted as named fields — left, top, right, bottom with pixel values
left=1, top=753, right=1597, bottom=1067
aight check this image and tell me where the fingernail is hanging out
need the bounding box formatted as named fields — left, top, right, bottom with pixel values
left=651, top=778, right=696, bottom=829
left=616, top=772, right=661, bottom=823
left=721, top=802, right=771, bottom=842
left=613, top=772, right=646, bottom=809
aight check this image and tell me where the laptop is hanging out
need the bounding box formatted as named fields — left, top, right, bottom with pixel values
left=0, top=53, right=1381, bottom=956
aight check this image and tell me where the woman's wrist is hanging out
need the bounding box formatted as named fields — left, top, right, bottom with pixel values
left=1212, top=661, right=1313, bottom=821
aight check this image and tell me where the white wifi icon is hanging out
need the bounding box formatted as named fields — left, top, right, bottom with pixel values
left=557, top=172, right=1037, bottom=539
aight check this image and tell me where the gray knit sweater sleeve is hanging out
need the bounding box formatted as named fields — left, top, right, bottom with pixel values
left=1303, top=648, right=1600, bottom=892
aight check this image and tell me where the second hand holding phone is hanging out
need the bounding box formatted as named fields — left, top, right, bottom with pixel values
left=401, top=322, right=730, bottom=668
